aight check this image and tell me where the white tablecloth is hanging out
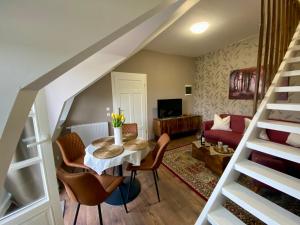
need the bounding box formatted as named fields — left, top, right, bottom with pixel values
left=84, top=143, right=151, bottom=174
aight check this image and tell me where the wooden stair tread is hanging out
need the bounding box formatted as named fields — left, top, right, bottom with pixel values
left=285, top=56, right=300, bottom=63
left=266, top=103, right=300, bottom=111
left=281, top=70, right=300, bottom=77
left=235, top=160, right=300, bottom=200
left=246, top=139, right=300, bottom=164
left=288, top=45, right=300, bottom=51
left=257, top=120, right=300, bottom=134
left=222, top=183, right=300, bottom=225
left=275, top=86, right=300, bottom=92
left=208, top=207, right=245, bottom=225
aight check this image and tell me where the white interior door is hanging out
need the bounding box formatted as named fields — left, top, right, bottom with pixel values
left=111, top=72, right=148, bottom=139
left=0, top=91, right=63, bottom=225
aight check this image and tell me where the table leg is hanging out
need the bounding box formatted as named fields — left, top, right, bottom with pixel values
left=105, top=165, right=141, bottom=205
left=117, top=164, right=123, bottom=176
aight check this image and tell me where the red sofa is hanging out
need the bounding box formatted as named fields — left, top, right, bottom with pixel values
left=251, top=127, right=300, bottom=179
left=203, top=114, right=251, bottom=149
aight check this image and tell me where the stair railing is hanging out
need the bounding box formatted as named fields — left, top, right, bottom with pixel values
left=253, top=0, right=300, bottom=114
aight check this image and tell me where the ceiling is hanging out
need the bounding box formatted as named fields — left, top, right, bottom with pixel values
left=145, top=0, right=260, bottom=57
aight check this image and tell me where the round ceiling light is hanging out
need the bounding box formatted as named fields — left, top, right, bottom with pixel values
left=190, top=22, right=209, bottom=34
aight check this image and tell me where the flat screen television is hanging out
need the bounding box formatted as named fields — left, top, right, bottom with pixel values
left=157, top=98, right=182, bottom=118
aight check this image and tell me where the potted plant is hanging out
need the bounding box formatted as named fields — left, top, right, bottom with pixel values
left=111, top=112, right=125, bottom=145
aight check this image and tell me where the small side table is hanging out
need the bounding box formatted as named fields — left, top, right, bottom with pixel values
left=192, top=141, right=232, bottom=176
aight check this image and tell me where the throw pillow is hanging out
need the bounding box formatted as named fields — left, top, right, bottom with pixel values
left=211, top=114, right=232, bottom=131
left=244, top=118, right=252, bottom=133
left=286, top=133, right=300, bottom=147
left=259, top=129, right=269, bottom=140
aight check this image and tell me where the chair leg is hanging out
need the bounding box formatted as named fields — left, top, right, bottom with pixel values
left=152, top=170, right=160, bottom=202
left=133, top=170, right=137, bottom=181
left=126, top=171, right=134, bottom=201
left=73, top=203, right=80, bottom=225
left=119, top=187, right=128, bottom=213
left=155, top=170, right=159, bottom=181
left=98, top=204, right=103, bottom=225
left=112, top=167, right=115, bottom=175
left=63, top=199, right=66, bottom=218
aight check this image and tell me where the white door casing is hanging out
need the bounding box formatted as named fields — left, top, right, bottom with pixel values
left=111, top=72, right=148, bottom=139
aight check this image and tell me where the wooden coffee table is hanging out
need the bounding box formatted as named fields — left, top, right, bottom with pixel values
left=192, top=141, right=233, bottom=176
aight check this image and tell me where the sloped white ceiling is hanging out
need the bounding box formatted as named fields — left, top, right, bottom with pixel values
left=145, top=0, right=260, bottom=57
left=44, top=0, right=200, bottom=136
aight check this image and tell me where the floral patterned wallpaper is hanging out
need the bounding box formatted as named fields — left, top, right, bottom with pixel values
left=193, top=36, right=259, bottom=120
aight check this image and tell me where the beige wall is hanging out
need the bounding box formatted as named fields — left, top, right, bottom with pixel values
left=66, top=74, right=113, bottom=127
left=193, top=36, right=259, bottom=120
left=66, top=50, right=196, bottom=139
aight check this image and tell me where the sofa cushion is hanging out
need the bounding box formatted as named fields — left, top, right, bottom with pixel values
left=204, top=130, right=242, bottom=147
left=211, top=114, right=232, bottom=131
left=259, top=129, right=270, bottom=140
left=286, top=133, right=300, bottom=147
left=266, top=129, right=289, bottom=144
left=230, top=115, right=250, bottom=133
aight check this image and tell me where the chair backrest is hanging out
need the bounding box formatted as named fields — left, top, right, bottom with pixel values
left=56, top=132, right=85, bottom=165
left=122, top=123, right=138, bottom=136
left=151, top=133, right=170, bottom=169
left=57, top=168, right=108, bottom=206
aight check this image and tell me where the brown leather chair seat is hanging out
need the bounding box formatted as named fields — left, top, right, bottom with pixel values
left=57, top=168, right=128, bottom=225
left=127, top=153, right=155, bottom=171
left=96, top=175, right=124, bottom=194
left=56, top=132, right=90, bottom=170
left=126, top=133, right=170, bottom=202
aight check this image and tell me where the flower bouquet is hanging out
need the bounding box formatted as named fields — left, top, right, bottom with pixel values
left=111, top=113, right=125, bottom=145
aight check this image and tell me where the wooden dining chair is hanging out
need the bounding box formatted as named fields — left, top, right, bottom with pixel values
left=126, top=133, right=170, bottom=202
left=122, top=123, right=138, bottom=137
left=56, top=132, right=90, bottom=170
left=57, top=168, right=128, bottom=225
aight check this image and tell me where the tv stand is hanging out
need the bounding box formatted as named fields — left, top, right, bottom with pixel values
left=153, top=115, right=202, bottom=139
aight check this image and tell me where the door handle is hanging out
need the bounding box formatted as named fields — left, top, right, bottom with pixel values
left=118, top=107, right=124, bottom=114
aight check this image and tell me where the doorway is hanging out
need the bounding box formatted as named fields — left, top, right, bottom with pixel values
left=111, top=72, right=148, bottom=139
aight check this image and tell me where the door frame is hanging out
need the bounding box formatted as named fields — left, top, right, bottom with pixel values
left=0, top=91, right=63, bottom=225
left=111, top=72, right=148, bottom=139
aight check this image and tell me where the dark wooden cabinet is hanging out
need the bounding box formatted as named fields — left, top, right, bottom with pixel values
left=153, top=115, right=202, bottom=139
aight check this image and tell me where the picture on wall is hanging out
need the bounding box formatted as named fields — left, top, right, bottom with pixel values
left=228, top=67, right=288, bottom=100
left=228, top=67, right=261, bottom=100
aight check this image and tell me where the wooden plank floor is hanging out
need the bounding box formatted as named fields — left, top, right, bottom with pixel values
left=62, top=165, right=206, bottom=225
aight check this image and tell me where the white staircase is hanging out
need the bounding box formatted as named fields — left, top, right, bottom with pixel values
left=196, top=23, right=300, bottom=225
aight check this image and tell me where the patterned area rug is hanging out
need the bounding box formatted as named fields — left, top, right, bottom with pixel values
left=163, top=144, right=218, bottom=199
left=162, top=145, right=299, bottom=224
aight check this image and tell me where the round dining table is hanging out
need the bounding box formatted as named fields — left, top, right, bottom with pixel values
left=84, top=137, right=151, bottom=205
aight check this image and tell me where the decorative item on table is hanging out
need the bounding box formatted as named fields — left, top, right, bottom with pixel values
left=92, top=137, right=114, bottom=147
left=217, top=141, right=223, bottom=149
left=201, top=135, right=205, bottom=145
left=195, top=131, right=201, bottom=140
left=223, top=145, right=229, bottom=153
left=93, top=144, right=124, bottom=159
left=111, top=112, right=125, bottom=146
left=123, top=138, right=148, bottom=151
left=214, top=145, right=234, bottom=154
left=205, top=141, right=210, bottom=147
